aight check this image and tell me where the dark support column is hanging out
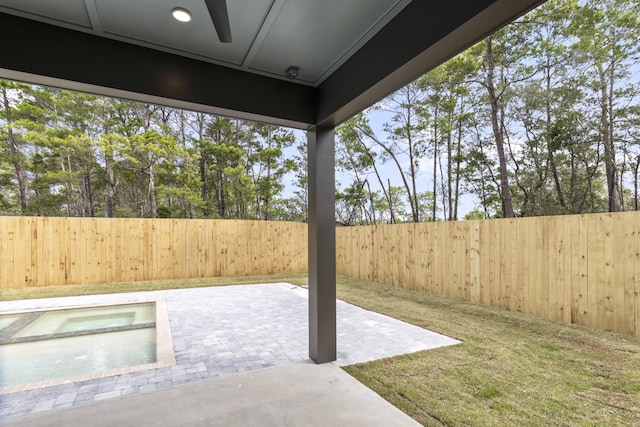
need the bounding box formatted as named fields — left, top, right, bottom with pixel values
left=307, top=126, right=336, bottom=364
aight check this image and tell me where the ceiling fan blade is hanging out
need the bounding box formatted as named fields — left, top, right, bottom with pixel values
left=204, top=0, right=232, bottom=43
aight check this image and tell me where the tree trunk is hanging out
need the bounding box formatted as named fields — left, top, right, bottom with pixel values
left=84, top=173, right=95, bottom=217
left=366, top=132, right=414, bottom=223
left=352, top=129, right=393, bottom=224
left=446, top=112, right=453, bottom=221
left=388, top=179, right=395, bottom=224
left=453, top=100, right=464, bottom=220
left=2, top=87, right=28, bottom=213
left=599, top=65, right=618, bottom=212
left=485, top=35, right=515, bottom=218
left=545, top=61, right=566, bottom=210
left=405, top=92, right=420, bottom=222
left=432, top=105, right=438, bottom=221
left=105, top=146, right=117, bottom=217
left=634, top=156, right=640, bottom=211
left=147, top=152, right=157, bottom=218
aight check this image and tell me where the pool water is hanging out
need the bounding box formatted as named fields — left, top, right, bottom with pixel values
left=0, top=302, right=158, bottom=388
left=0, top=315, right=20, bottom=330
left=12, top=303, right=155, bottom=338
left=55, top=312, right=136, bottom=333
left=0, top=329, right=156, bottom=387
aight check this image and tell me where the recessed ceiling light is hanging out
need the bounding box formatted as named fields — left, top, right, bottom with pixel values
left=172, top=7, right=192, bottom=23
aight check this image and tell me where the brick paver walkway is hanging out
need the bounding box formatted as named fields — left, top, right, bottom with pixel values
left=0, top=283, right=459, bottom=420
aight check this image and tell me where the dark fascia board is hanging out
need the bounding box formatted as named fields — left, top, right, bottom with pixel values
left=0, top=1, right=547, bottom=130
left=316, top=0, right=547, bottom=127
left=0, top=12, right=316, bottom=129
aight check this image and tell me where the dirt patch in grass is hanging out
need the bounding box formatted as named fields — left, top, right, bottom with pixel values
left=337, top=276, right=640, bottom=426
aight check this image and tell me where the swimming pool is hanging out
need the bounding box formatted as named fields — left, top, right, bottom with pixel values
left=0, top=301, right=175, bottom=391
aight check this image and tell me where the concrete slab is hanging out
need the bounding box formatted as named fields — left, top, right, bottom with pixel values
left=3, top=362, right=421, bottom=427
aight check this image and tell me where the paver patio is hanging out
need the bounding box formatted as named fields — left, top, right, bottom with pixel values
left=0, top=283, right=459, bottom=421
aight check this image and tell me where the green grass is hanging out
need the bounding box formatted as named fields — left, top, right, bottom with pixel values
left=0, top=273, right=308, bottom=301
left=336, top=276, right=640, bottom=426
left=3, top=274, right=639, bottom=426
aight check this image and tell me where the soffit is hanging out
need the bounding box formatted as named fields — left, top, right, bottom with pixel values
left=0, top=0, right=410, bottom=86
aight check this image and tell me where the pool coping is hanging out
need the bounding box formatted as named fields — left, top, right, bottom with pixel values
left=0, top=299, right=176, bottom=395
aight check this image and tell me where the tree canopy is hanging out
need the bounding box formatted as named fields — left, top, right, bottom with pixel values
left=1, top=0, right=638, bottom=222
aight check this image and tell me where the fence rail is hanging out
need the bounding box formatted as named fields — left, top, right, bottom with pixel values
left=0, top=217, right=307, bottom=288
left=336, top=211, right=640, bottom=339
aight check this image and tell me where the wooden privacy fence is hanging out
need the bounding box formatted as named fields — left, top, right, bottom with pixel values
left=2, top=213, right=639, bottom=339
left=336, top=212, right=640, bottom=339
left=0, top=217, right=308, bottom=288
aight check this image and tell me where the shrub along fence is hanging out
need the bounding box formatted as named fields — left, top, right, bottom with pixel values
left=0, top=217, right=307, bottom=288
left=336, top=211, right=640, bottom=339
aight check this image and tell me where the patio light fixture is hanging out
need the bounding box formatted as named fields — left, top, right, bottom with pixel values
left=172, top=7, right=192, bottom=23
left=286, top=66, right=299, bottom=79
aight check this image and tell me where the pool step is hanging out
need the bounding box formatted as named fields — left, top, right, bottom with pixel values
left=0, top=321, right=156, bottom=345
left=0, top=312, right=44, bottom=344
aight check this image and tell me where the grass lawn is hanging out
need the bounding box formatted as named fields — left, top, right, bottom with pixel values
left=3, top=274, right=639, bottom=426
left=0, top=273, right=308, bottom=301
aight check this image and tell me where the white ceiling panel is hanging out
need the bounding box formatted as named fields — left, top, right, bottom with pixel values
left=0, top=0, right=91, bottom=28
left=248, top=0, right=410, bottom=84
left=95, top=0, right=274, bottom=66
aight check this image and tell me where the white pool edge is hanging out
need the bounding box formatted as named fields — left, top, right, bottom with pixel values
left=155, top=299, right=176, bottom=367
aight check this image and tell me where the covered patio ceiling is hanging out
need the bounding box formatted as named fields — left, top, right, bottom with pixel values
left=0, top=0, right=544, bottom=129
left=0, top=0, right=545, bottom=364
